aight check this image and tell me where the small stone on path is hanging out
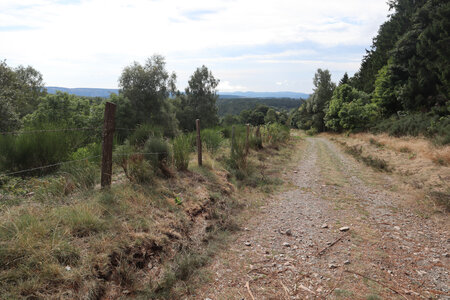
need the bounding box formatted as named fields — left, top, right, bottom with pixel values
left=244, top=241, right=251, bottom=247
left=321, top=224, right=328, bottom=229
left=283, top=242, right=291, bottom=247
left=339, top=226, right=350, bottom=232
left=285, top=229, right=292, bottom=236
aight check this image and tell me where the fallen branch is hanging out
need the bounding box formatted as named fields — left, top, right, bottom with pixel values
left=345, top=270, right=408, bottom=300
left=298, top=284, right=316, bottom=295
left=316, top=232, right=350, bottom=256
left=245, top=281, right=255, bottom=300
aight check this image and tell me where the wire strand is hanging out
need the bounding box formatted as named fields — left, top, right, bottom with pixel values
left=0, top=155, right=101, bottom=177
left=0, top=127, right=103, bottom=135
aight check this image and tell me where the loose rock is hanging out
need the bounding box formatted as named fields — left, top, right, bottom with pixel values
left=339, top=226, right=350, bottom=232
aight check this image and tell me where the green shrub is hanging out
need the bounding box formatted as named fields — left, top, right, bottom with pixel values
left=372, top=113, right=450, bottom=145
left=227, top=131, right=248, bottom=180
left=306, top=127, right=318, bottom=136
left=71, top=142, right=102, bottom=162
left=144, top=137, right=172, bottom=177
left=128, top=155, right=154, bottom=184
left=0, top=124, right=87, bottom=176
left=201, top=128, right=223, bottom=154
left=263, top=123, right=290, bottom=145
left=129, top=124, right=163, bottom=147
left=173, top=134, right=191, bottom=171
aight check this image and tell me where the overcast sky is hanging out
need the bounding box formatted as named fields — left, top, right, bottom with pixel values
left=0, top=0, right=390, bottom=93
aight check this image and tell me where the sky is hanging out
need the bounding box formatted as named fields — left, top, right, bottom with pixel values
left=0, top=0, right=390, bottom=93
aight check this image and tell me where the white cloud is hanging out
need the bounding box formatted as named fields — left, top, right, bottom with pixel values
left=0, top=0, right=389, bottom=91
left=218, top=80, right=247, bottom=92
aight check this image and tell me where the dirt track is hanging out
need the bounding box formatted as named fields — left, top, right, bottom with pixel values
left=189, top=137, right=449, bottom=299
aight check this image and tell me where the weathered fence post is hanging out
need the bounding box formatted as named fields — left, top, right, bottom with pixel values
left=101, top=102, right=116, bottom=188
left=256, top=125, right=262, bottom=149
left=245, top=124, right=250, bottom=154
left=231, top=125, right=236, bottom=157
left=196, top=119, right=202, bottom=166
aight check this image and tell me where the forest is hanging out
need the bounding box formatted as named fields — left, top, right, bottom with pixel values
left=291, top=0, right=449, bottom=144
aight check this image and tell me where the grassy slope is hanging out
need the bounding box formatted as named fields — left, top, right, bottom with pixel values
left=0, top=136, right=299, bottom=298
left=323, top=132, right=450, bottom=212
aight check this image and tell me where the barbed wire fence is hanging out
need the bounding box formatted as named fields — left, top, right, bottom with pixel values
left=0, top=102, right=259, bottom=189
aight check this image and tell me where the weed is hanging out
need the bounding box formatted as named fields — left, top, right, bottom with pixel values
left=57, top=203, right=106, bottom=237
left=306, top=127, right=318, bottom=136
left=399, top=146, right=411, bottom=153
left=369, top=138, right=384, bottom=148
left=344, top=145, right=391, bottom=172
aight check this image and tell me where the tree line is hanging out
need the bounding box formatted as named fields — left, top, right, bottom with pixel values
left=290, top=0, right=449, bottom=144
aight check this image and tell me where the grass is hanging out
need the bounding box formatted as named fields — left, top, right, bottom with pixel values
left=0, top=128, right=296, bottom=298
left=342, top=143, right=392, bottom=172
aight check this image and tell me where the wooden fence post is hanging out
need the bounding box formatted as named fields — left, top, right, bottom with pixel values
left=101, top=102, right=116, bottom=188
left=196, top=119, right=202, bottom=166
left=245, top=124, right=250, bottom=154
left=256, top=125, right=262, bottom=149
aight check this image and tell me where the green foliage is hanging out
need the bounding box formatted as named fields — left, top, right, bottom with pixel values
left=264, top=108, right=277, bottom=124
left=24, top=92, right=103, bottom=132
left=293, top=69, right=335, bottom=132
left=118, top=55, right=179, bottom=137
left=175, top=65, right=219, bottom=131
left=129, top=124, right=163, bottom=147
left=0, top=60, right=46, bottom=120
left=262, top=123, right=290, bottom=145
left=372, top=112, right=450, bottom=144
left=0, top=124, right=87, bottom=175
left=128, top=155, right=155, bottom=184
left=172, top=134, right=191, bottom=171
left=144, top=137, right=171, bottom=175
left=201, top=128, right=223, bottom=154
left=217, top=97, right=303, bottom=117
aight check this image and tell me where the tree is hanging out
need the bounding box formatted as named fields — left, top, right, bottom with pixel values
left=325, top=84, right=377, bottom=132
left=0, top=60, right=46, bottom=125
left=177, top=65, right=219, bottom=131
left=339, top=72, right=349, bottom=85
left=264, top=108, right=277, bottom=124
left=307, top=69, right=336, bottom=131
left=118, top=55, right=178, bottom=137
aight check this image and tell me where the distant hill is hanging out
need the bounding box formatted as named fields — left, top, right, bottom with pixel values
left=219, top=91, right=309, bottom=99
left=217, top=97, right=305, bottom=117
left=46, top=87, right=119, bottom=98
left=47, top=87, right=309, bottom=100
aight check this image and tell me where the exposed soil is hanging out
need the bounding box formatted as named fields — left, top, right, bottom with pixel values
left=188, top=137, right=450, bottom=299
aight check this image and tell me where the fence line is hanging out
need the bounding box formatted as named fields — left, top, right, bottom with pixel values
left=0, top=155, right=102, bottom=178
left=0, top=127, right=103, bottom=135
left=0, top=152, right=171, bottom=178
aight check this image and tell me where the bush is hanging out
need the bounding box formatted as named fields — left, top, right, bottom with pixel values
left=227, top=131, right=248, bottom=180
left=129, top=124, right=163, bottom=147
left=372, top=113, right=450, bottom=145
left=173, top=134, right=191, bottom=171
left=0, top=124, right=87, bottom=176
left=262, top=123, right=290, bottom=145
left=306, top=128, right=318, bottom=136
left=128, top=155, right=154, bottom=184
left=144, top=137, right=172, bottom=177
left=201, top=128, right=223, bottom=154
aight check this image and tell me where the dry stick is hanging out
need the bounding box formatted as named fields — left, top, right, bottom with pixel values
left=324, top=270, right=344, bottom=298
left=279, top=280, right=290, bottom=299
left=245, top=281, right=255, bottom=300
left=315, top=232, right=350, bottom=256
left=345, top=270, right=409, bottom=300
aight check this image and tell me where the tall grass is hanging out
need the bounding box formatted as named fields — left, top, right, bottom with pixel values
left=0, top=124, right=88, bottom=176
left=201, top=128, right=223, bottom=155
left=173, top=134, right=191, bottom=171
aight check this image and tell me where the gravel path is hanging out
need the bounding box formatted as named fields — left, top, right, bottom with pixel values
left=190, top=137, right=449, bottom=299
